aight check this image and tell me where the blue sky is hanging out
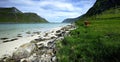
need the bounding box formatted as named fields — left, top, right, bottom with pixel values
left=0, top=0, right=96, bottom=22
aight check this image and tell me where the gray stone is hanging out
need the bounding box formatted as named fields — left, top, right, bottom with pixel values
left=0, top=38, right=9, bottom=40
left=51, top=56, right=57, bottom=62
left=56, top=30, right=61, bottom=33
left=12, top=43, right=37, bottom=61
left=10, top=38, right=18, bottom=41
left=26, top=31, right=31, bottom=34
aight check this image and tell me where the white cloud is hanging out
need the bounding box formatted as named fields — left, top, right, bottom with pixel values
left=0, top=0, right=96, bottom=22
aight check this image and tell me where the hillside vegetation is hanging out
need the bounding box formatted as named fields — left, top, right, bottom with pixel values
left=57, top=0, right=120, bottom=62
left=0, top=7, right=48, bottom=23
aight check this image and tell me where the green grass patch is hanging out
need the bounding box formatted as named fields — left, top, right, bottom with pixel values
left=56, top=8, right=120, bottom=62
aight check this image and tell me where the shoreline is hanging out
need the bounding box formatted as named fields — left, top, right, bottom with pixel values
left=0, top=24, right=75, bottom=62
left=0, top=35, right=40, bottom=57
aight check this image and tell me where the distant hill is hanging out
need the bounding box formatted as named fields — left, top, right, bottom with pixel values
left=62, top=15, right=84, bottom=23
left=62, top=18, right=77, bottom=23
left=62, top=0, right=120, bottom=23
left=0, top=7, right=48, bottom=23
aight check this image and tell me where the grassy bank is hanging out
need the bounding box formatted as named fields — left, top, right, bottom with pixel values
left=56, top=8, right=120, bottom=62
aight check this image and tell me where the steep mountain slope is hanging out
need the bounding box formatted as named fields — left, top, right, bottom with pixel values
left=85, top=0, right=120, bottom=16
left=63, top=0, right=120, bottom=23
left=0, top=7, right=48, bottom=23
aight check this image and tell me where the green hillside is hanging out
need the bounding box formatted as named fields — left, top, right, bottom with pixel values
left=62, top=0, right=120, bottom=23
left=57, top=0, right=120, bottom=62
left=62, top=18, right=77, bottom=23
left=0, top=7, right=48, bottom=23
left=85, top=0, right=119, bottom=16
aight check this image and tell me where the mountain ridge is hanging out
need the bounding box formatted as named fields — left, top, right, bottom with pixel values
left=0, top=7, right=48, bottom=23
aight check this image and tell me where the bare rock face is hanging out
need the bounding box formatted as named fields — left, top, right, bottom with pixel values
left=12, top=43, right=37, bottom=61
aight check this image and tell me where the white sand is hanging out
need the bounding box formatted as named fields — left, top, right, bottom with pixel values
left=0, top=35, right=40, bottom=57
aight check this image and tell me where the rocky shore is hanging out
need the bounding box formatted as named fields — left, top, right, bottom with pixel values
left=0, top=24, right=75, bottom=62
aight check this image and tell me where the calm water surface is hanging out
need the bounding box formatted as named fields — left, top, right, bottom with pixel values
left=0, top=23, right=69, bottom=43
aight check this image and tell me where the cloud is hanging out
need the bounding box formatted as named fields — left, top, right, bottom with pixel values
left=0, top=0, right=96, bottom=22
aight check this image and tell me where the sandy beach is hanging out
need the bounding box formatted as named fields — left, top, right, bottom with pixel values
left=0, top=24, right=75, bottom=62
left=0, top=34, right=40, bottom=57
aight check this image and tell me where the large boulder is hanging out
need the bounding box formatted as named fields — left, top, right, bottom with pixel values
left=12, top=43, right=37, bottom=61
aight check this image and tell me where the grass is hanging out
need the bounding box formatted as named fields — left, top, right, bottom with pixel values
left=56, top=8, right=120, bottom=62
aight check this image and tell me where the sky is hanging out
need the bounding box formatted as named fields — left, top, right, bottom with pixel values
left=0, top=0, right=96, bottom=22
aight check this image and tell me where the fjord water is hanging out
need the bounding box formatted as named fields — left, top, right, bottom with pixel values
left=0, top=23, right=69, bottom=43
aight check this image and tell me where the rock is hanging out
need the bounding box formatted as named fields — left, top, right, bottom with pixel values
left=12, top=43, right=37, bottom=61
left=30, top=40, right=38, bottom=43
left=33, top=32, right=41, bottom=35
left=44, top=33, right=48, bottom=37
left=55, top=33, right=62, bottom=37
left=20, top=53, right=39, bottom=62
left=37, top=46, right=51, bottom=55
left=3, top=38, right=18, bottom=43
left=20, top=59, right=28, bottom=62
left=3, top=40, right=10, bottom=43
left=17, top=35, right=22, bottom=37
left=64, top=31, right=70, bottom=36
left=56, top=30, right=61, bottom=33
left=47, top=41, right=54, bottom=47
left=40, top=54, right=52, bottom=62
left=34, top=38, right=43, bottom=42
left=28, top=53, right=39, bottom=62
left=51, top=35, right=57, bottom=39
left=42, top=37, right=51, bottom=40
left=46, top=49, right=54, bottom=56
left=31, top=37, right=52, bottom=43
left=10, top=38, right=18, bottom=41
left=61, top=25, right=73, bottom=31
left=51, top=31, right=54, bottom=33
left=51, top=56, right=57, bottom=62
left=0, top=38, right=8, bottom=40
left=37, top=43, right=44, bottom=48
left=26, top=31, right=31, bottom=34
left=17, top=34, right=21, bottom=35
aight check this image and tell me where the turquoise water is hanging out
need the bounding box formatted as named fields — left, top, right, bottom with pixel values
left=0, top=23, right=69, bottom=43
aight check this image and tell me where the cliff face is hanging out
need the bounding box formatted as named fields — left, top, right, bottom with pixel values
left=0, top=7, right=48, bottom=23
left=62, top=0, right=120, bottom=23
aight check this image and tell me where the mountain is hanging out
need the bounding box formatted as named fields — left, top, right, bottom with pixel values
left=0, top=7, right=22, bottom=13
left=62, top=15, right=85, bottom=23
left=85, top=0, right=120, bottom=16
left=62, top=0, right=120, bottom=23
left=62, top=18, right=77, bottom=23
left=0, top=7, right=48, bottom=23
